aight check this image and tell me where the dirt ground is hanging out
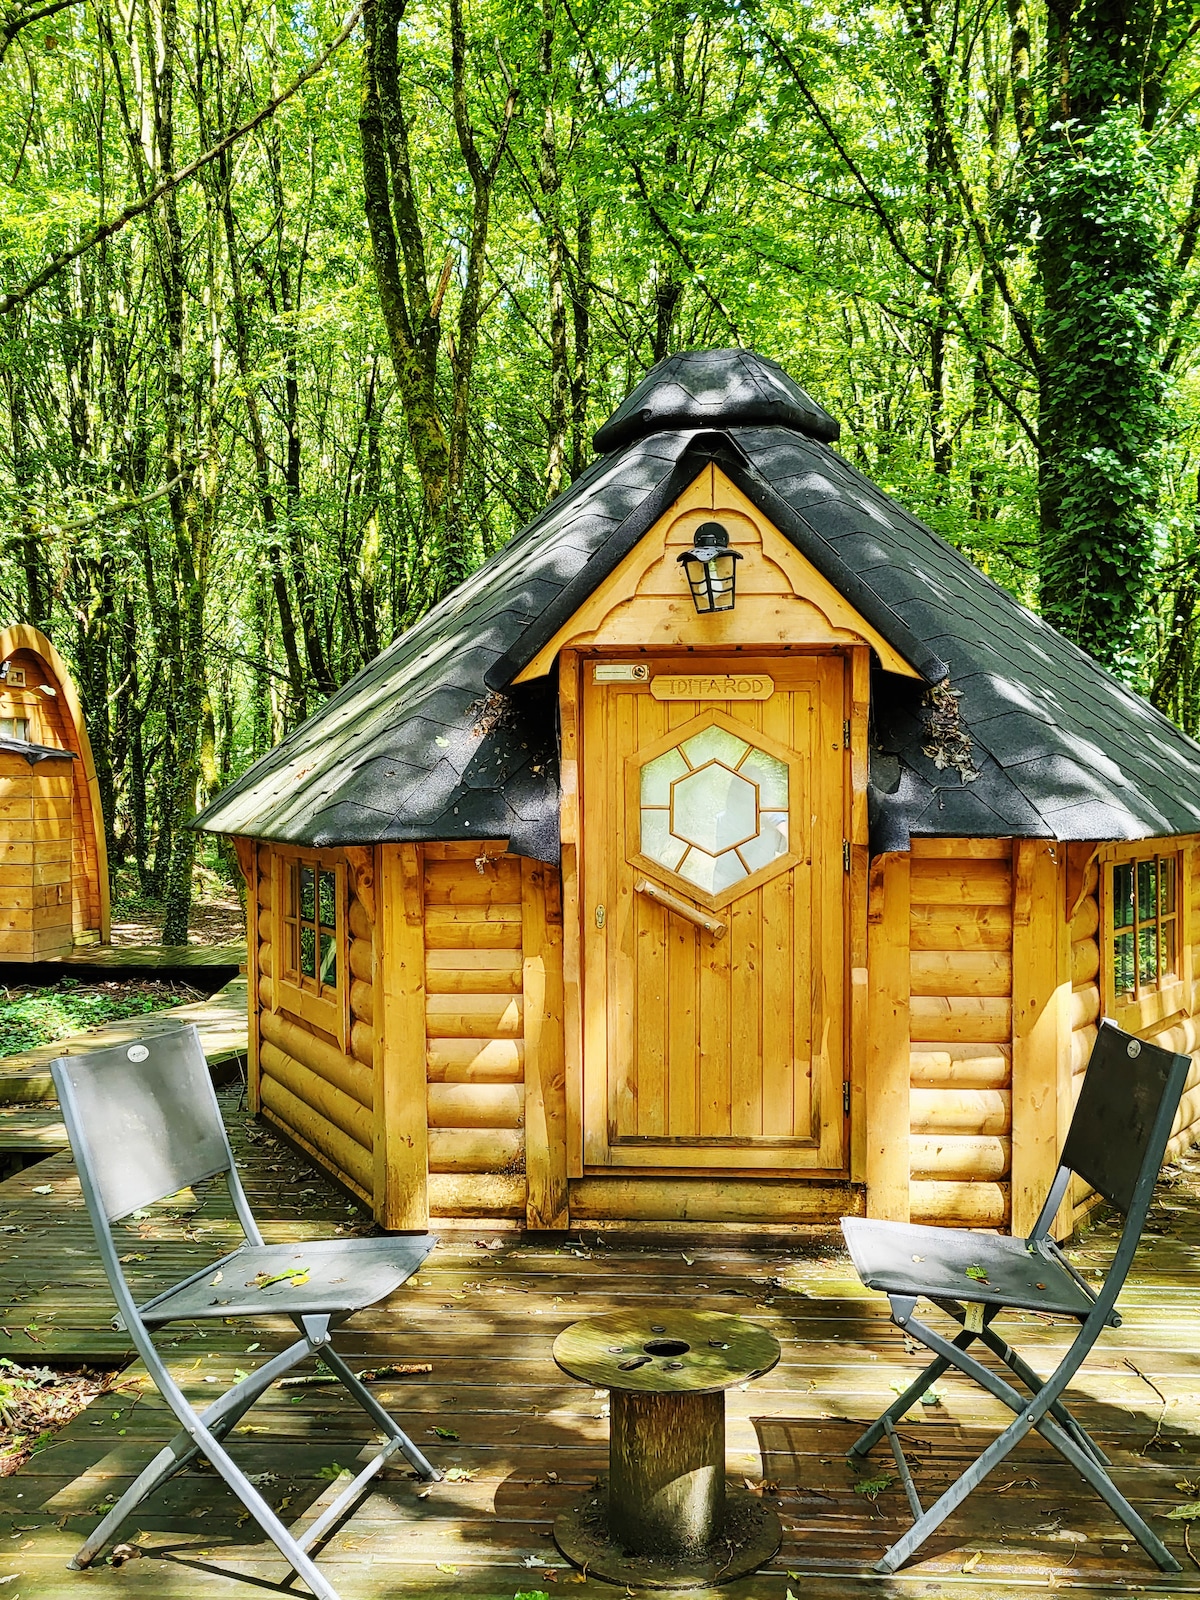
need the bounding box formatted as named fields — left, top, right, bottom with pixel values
left=109, top=863, right=247, bottom=948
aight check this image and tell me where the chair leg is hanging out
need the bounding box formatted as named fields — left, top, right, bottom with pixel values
left=176, top=1417, right=346, bottom=1600
left=70, top=1334, right=319, bottom=1571
left=70, top=1434, right=199, bottom=1570
left=874, top=1313, right=1181, bottom=1577
left=850, top=1304, right=983, bottom=1459
left=977, top=1322, right=1110, bottom=1468
left=849, top=1352, right=952, bottom=1458
left=317, top=1344, right=440, bottom=1480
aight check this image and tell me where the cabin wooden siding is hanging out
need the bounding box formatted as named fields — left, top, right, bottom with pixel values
left=0, top=753, right=73, bottom=958
left=907, top=838, right=1013, bottom=1230
left=253, top=844, right=376, bottom=1208
left=421, top=841, right=528, bottom=1221
left=0, top=632, right=109, bottom=948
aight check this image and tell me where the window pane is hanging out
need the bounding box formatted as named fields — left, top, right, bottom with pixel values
left=300, top=924, right=317, bottom=979
left=1162, top=917, right=1176, bottom=980
left=1114, top=931, right=1135, bottom=998
left=1138, top=924, right=1157, bottom=989
left=0, top=718, right=28, bottom=742
left=1112, top=863, right=1134, bottom=929
left=680, top=725, right=750, bottom=769
left=1137, top=859, right=1156, bottom=925
left=640, top=748, right=688, bottom=805
left=318, top=870, right=337, bottom=930
left=1161, top=858, right=1177, bottom=915
left=677, top=846, right=746, bottom=894
left=671, top=762, right=758, bottom=855
left=738, top=747, right=789, bottom=809
left=300, top=866, right=316, bottom=922
left=319, top=932, right=337, bottom=987
left=641, top=809, right=687, bottom=871
left=739, top=812, right=789, bottom=872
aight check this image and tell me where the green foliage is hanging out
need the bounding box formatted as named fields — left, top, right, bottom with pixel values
left=1036, top=108, right=1175, bottom=665
left=0, top=981, right=183, bottom=1058
left=0, top=0, right=1196, bottom=862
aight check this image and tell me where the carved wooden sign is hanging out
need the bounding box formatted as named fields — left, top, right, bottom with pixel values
left=650, top=672, right=775, bottom=701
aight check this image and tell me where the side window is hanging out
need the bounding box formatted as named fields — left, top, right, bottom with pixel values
left=282, top=856, right=340, bottom=1003
left=1110, top=853, right=1178, bottom=1003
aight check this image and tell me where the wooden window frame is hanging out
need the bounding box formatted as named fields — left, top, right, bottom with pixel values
left=1102, top=842, right=1187, bottom=1031
left=272, top=847, right=348, bottom=1048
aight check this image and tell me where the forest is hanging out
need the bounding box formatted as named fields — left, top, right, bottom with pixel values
left=0, top=0, right=1198, bottom=938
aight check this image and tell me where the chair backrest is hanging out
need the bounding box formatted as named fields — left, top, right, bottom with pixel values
left=52, top=1025, right=235, bottom=1221
left=1059, top=1018, right=1190, bottom=1220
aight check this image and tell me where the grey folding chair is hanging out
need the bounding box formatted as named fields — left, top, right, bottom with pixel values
left=52, top=1024, right=439, bottom=1600
left=842, top=1018, right=1189, bottom=1575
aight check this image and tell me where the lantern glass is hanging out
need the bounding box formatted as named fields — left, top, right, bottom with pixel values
left=677, top=520, right=742, bottom=614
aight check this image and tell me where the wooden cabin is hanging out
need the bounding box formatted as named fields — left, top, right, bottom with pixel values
left=198, top=350, right=1200, bottom=1240
left=0, top=624, right=109, bottom=959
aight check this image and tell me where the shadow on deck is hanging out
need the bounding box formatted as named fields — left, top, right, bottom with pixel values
left=2, top=1101, right=1200, bottom=1597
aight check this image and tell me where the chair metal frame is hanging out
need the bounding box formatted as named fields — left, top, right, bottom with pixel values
left=52, top=1025, right=439, bottom=1600
left=843, top=1019, right=1191, bottom=1576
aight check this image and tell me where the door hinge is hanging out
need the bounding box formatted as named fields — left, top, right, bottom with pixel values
left=843, top=718, right=852, bottom=749
left=843, top=839, right=851, bottom=873
left=843, top=1081, right=851, bottom=1116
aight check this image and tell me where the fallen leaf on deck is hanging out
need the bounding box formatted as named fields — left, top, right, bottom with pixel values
left=444, top=1467, right=475, bottom=1482
left=852, top=1472, right=893, bottom=1500
left=1167, top=1502, right=1200, bottom=1519
left=435, top=1562, right=458, bottom=1574
left=248, top=1267, right=310, bottom=1289
left=964, top=1265, right=989, bottom=1283
left=961, top=1550, right=983, bottom=1573
left=31, top=1186, right=52, bottom=1196
left=431, top=1426, right=459, bottom=1439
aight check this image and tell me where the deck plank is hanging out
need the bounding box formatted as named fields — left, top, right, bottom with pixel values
left=3, top=1106, right=1200, bottom=1595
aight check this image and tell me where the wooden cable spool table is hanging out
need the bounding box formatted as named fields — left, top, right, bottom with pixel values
left=552, top=1309, right=782, bottom=1588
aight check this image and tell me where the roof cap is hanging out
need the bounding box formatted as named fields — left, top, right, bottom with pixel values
left=592, top=348, right=840, bottom=455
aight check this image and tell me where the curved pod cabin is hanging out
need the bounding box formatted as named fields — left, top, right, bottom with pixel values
left=199, top=351, right=1200, bottom=1239
left=0, top=625, right=109, bottom=960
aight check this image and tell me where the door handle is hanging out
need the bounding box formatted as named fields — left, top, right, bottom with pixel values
left=634, top=878, right=727, bottom=938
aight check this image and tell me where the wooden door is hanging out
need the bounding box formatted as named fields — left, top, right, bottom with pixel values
left=581, top=656, right=846, bottom=1171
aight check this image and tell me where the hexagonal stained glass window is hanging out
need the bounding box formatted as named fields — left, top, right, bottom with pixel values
left=639, top=728, right=789, bottom=894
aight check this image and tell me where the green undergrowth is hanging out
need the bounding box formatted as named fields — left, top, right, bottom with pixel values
left=0, top=978, right=202, bottom=1058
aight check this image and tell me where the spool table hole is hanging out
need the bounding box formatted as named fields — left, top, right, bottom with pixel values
left=641, top=1337, right=690, bottom=1357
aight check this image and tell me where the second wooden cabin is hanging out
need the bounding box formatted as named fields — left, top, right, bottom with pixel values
left=0, top=624, right=109, bottom=960
left=198, top=350, right=1200, bottom=1239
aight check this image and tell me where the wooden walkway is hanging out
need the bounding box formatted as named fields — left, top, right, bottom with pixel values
left=0, top=976, right=249, bottom=1104
left=0, top=941, right=245, bottom=992
left=3, top=1114, right=1200, bottom=1596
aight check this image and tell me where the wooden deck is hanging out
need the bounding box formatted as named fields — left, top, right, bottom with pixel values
left=0, top=976, right=249, bottom=1103
left=4, top=1111, right=1200, bottom=1597
left=0, top=940, right=245, bottom=991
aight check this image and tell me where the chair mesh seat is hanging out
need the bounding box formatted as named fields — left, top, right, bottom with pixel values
left=841, top=1218, right=1105, bottom=1321
left=139, top=1236, right=435, bottom=1324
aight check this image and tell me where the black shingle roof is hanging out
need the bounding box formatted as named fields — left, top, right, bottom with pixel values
left=196, top=349, right=1200, bottom=857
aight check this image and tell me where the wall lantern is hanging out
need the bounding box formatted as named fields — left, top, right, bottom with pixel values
left=677, top=521, right=742, bottom=614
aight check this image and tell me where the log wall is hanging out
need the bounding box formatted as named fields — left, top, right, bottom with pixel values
left=908, top=839, right=1012, bottom=1229
left=0, top=755, right=73, bottom=958
left=422, top=843, right=528, bottom=1220
left=254, top=844, right=377, bottom=1207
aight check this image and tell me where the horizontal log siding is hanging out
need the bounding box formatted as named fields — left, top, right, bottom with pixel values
left=423, top=843, right=527, bottom=1213
left=255, top=844, right=375, bottom=1208
left=908, top=839, right=1012, bottom=1228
